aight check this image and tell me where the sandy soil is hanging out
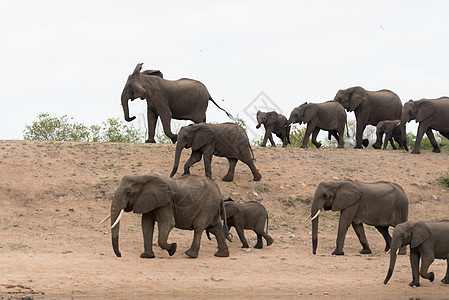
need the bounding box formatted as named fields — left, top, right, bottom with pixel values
left=1, top=140, right=449, bottom=299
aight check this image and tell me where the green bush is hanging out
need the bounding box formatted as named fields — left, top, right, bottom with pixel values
left=23, top=113, right=144, bottom=143
left=406, top=131, right=448, bottom=151
left=438, top=172, right=449, bottom=187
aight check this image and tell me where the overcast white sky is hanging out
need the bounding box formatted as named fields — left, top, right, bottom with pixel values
left=1, top=1, right=448, bottom=141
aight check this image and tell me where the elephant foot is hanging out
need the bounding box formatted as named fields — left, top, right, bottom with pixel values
left=409, top=281, right=420, bottom=287
left=372, top=144, right=381, bottom=149
left=266, top=236, right=274, bottom=246
left=441, top=277, right=449, bottom=284
left=300, top=145, right=307, bottom=149
left=140, top=251, right=155, bottom=259
left=428, top=272, right=435, bottom=282
left=254, top=243, right=263, bottom=249
left=360, top=248, right=372, bottom=255
left=253, top=173, right=262, bottom=181
left=241, top=244, right=249, bottom=249
left=167, top=243, right=177, bottom=256
left=354, top=145, right=363, bottom=149
left=185, top=248, right=199, bottom=258
left=214, top=248, right=229, bottom=257
left=182, top=170, right=191, bottom=176
left=412, top=149, right=421, bottom=154
left=314, top=142, right=322, bottom=149
left=222, top=175, right=234, bottom=182
left=145, top=139, right=156, bottom=143
left=332, top=249, right=344, bottom=256
left=432, top=148, right=441, bottom=153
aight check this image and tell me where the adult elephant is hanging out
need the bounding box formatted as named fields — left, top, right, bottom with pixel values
left=256, top=110, right=290, bottom=147
left=287, top=101, right=347, bottom=148
left=170, top=122, right=261, bottom=182
left=384, top=220, right=449, bottom=287
left=308, top=179, right=408, bottom=255
left=334, top=86, right=402, bottom=149
left=121, top=63, right=232, bottom=143
left=100, top=173, right=229, bottom=258
left=372, top=120, right=406, bottom=150
left=400, top=97, right=449, bottom=154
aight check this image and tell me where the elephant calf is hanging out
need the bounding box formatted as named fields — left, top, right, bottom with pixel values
left=256, top=110, right=290, bottom=147
left=223, top=198, right=273, bottom=249
left=384, top=220, right=449, bottom=287
left=372, top=120, right=405, bottom=150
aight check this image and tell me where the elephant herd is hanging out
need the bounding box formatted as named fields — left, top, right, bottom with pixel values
left=108, top=64, right=449, bottom=288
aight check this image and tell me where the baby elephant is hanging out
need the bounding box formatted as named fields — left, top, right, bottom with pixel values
left=222, top=198, right=273, bottom=249
left=384, top=220, right=449, bottom=287
left=372, top=120, right=406, bottom=150
left=256, top=110, right=290, bottom=147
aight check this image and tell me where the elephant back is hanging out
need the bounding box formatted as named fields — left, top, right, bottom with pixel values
left=209, top=123, right=252, bottom=159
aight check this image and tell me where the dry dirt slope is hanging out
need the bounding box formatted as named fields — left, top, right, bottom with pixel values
left=1, top=140, right=449, bottom=298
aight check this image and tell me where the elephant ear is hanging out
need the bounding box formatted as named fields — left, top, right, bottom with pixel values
left=411, top=221, right=431, bottom=248
left=141, top=70, right=164, bottom=78
left=266, top=111, right=278, bottom=126
left=349, top=87, right=366, bottom=111
left=416, top=101, right=435, bottom=123
left=332, top=181, right=362, bottom=211
left=192, top=124, right=214, bottom=150
left=133, top=175, right=171, bottom=214
left=303, top=104, right=318, bottom=123
left=224, top=201, right=240, bottom=218
left=133, top=63, right=143, bottom=75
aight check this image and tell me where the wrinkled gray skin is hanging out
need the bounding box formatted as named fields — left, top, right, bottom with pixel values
left=121, top=63, right=232, bottom=143
left=110, top=174, right=229, bottom=259
left=221, top=198, right=273, bottom=249
left=384, top=221, right=449, bottom=287
left=256, top=111, right=290, bottom=147
left=334, top=87, right=402, bottom=149
left=311, top=180, right=408, bottom=255
left=400, top=97, right=449, bottom=154
left=287, top=101, right=347, bottom=148
left=170, top=122, right=261, bottom=182
left=372, top=120, right=406, bottom=150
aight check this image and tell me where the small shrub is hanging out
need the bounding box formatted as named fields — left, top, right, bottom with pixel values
left=438, top=173, right=449, bottom=187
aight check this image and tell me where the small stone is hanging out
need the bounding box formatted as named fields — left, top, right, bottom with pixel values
left=211, top=274, right=226, bottom=281
left=253, top=192, right=259, bottom=197
left=431, top=195, right=438, bottom=200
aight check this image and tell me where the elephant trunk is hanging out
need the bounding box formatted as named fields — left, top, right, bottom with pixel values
left=400, top=117, right=409, bottom=151
left=110, top=197, right=124, bottom=257
left=384, top=246, right=398, bottom=284
left=121, top=90, right=136, bottom=122
left=170, top=142, right=184, bottom=177
left=311, top=201, right=320, bottom=254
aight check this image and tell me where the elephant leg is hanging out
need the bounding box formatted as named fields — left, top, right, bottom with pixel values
left=426, top=128, right=441, bottom=153
left=412, top=123, right=429, bottom=154
left=223, top=158, right=237, bottom=182
left=419, top=248, right=435, bottom=282
left=351, top=223, right=371, bottom=254
left=146, top=109, right=158, bottom=143
left=311, top=128, right=322, bottom=148
left=333, top=205, right=358, bottom=255
left=159, top=113, right=177, bottom=143
left=261, top=131, right=270, bottom=147
left=156, top=209, right=177, bottom=257
left=235, top=223, right=249, bottom=248
left=183, top=151, right=202, bottom=175
left=354, top=119, right=367, bottom=149
left=373, top=226, right=391, bottom=252
left=202, top=146, right=214, bottom=179
left=410, top=249, right=421, bottom=287
left=140, top=213, right=156, bottom=258
left=207, top=223, right=230, bottom=257
left=243, top=158, right=262, bottom=181
left=268, top=134, right=276, bottom=147
left=334, top=129, right=344, bottom=148
left=301, top=124, right=314, bottom=148
left=442, top=256, right=449, bottom=284
left=254, top=226, right=273, bottom=248
left=185, top=229, right=203, bottom=258
left=383, top=132, right=393, bottom=149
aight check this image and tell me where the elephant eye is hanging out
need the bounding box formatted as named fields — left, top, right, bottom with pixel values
left=322, top=193, right=328, bottom=198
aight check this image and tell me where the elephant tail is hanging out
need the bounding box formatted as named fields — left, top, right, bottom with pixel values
left=209, top=97, right=234, bottom=121
left=265, top=213, right=269, bottom=235
left=206, top=228, right=212, bottom=240
left=221, top=199, right=233, bottom=242
left=286, top=124, right=291, bottom=144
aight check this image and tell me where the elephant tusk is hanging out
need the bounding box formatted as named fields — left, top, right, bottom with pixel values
left=111, top=209, right=125, bottom=229
left=396, top=248, right=400, bottom=255
left=386, top=248, right=391, bottom=254
left=305, top=214, right=312, bottom=222
left=99, top=213, right=111, bottom=225
left=310, top=210, right=321, bottom=221
left=396, top=122, right=401, bottom=126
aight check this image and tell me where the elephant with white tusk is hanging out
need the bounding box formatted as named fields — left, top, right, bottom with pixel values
left=309, top=179, right=408, bottom=255
left=104, top=173, right=229, bottom=259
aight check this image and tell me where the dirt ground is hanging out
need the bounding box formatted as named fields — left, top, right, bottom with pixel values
left=1, top=140, right=449, bottom=299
